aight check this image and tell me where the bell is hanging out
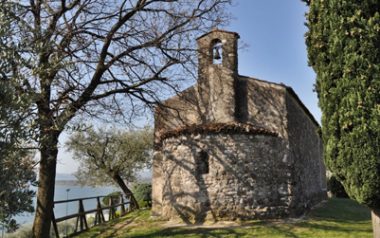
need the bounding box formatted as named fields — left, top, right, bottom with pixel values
left=213, top=47, right=221, bottom=60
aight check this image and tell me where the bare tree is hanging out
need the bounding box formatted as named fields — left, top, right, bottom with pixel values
left=0, top=0, right=231, bottom=236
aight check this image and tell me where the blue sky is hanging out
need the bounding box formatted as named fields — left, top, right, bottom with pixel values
left=228, top=0, right=319, bottom=119
left=56, top=0, right=319, bottom=174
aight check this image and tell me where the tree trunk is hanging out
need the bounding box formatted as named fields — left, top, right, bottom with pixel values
left=32, top=133, right=59, bottom=238
left=111, top=173, right=139, bottom=210
left=372, top=209, right=380, bottom=238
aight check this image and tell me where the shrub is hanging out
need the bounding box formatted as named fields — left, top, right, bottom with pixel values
left=132, top=183, right=152, bottom=208
left=4, top=224, right=32, bottom=238
left=102, top=191, right=122, bottom=206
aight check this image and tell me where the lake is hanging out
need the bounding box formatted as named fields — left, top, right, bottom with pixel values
left=14, top=183, right=121, bottom=225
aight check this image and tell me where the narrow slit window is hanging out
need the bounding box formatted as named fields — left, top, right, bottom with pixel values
left=196, top=150, right=209, bottom=174
left=211, top=39, right=223, bottom=65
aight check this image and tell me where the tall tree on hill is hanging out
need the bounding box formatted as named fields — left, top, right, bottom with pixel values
left=303, top=1, right=380, bottom=236
left=66, top=127, right=152, bottom=209
left=0, top=0, right=232, bottom=236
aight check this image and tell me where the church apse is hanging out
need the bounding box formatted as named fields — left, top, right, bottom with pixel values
left=152, top=29, right=327, bottom=222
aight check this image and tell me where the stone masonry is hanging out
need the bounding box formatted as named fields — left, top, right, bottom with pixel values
left=152, top=29, right=327, bottom=223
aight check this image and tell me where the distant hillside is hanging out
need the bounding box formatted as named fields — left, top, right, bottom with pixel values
left=56, top=173, right=77, bottom=181
left=55, top=180, right=79, bottom=186
left=136, top=169, right=152, bottom=183
left=55, top=173, right=78, bottom=186
left=55, top=171, right=152, bottom=186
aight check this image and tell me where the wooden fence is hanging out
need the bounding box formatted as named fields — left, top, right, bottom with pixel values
left=51, top=194, right=131, bottom=238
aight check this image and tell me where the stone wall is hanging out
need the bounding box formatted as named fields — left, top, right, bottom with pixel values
left=154, top=86, right=201, bottom=145
left=153, top=29, right=327, bottom=222
left=155, top=30, right=241, bottom=139
left=155, top=77, right=289, bottom=144
left=244, top=77, right=288, bottom=138
left=152, top=80, right=327, bottom=221
left=285, top=90, right=327, bottom=213
left=153, top=132, right=293, bottom=223
left=155, top=30, right=290, bottom=142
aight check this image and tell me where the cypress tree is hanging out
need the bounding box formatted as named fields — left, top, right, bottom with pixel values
left=303, top=0, right=380, bottom=235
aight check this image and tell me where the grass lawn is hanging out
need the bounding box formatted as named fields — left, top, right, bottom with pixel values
left=75, top=198, right=372, bottom=238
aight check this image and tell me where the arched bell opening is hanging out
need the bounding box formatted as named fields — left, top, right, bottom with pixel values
left=210, top=39, right=223, bottom=65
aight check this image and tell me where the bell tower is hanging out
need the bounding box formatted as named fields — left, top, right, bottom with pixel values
left=196, top=29, right=240, bottom=123
left=197, top=29, right=239, bottom=76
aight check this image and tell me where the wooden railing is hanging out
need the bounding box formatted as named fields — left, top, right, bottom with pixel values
left=51, top=194, right=131, bottom=238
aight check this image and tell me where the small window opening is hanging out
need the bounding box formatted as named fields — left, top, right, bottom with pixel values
left=196, top=150, right=209, bottom=174
left=211, top=39, right=223, bottom=65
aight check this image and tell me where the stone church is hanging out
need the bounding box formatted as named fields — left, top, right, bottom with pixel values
left=152, top=29, right=327, bottom=223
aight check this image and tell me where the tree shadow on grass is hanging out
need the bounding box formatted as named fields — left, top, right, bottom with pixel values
left=122, top=220, right=297, bottom=238
left=294, top=221, right=372, bottom=234
left=126, top=227, right=247, bottom=238
left=234, top=197, right=373, bottom=238
left=308, top=198, right=371, bottom=222
left=269, top=197, right=372, bottom=237
left=83, top=213, right=139, bottom=238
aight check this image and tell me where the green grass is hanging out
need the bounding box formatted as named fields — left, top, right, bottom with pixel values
left=75, top=198, right=372, bottom=238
